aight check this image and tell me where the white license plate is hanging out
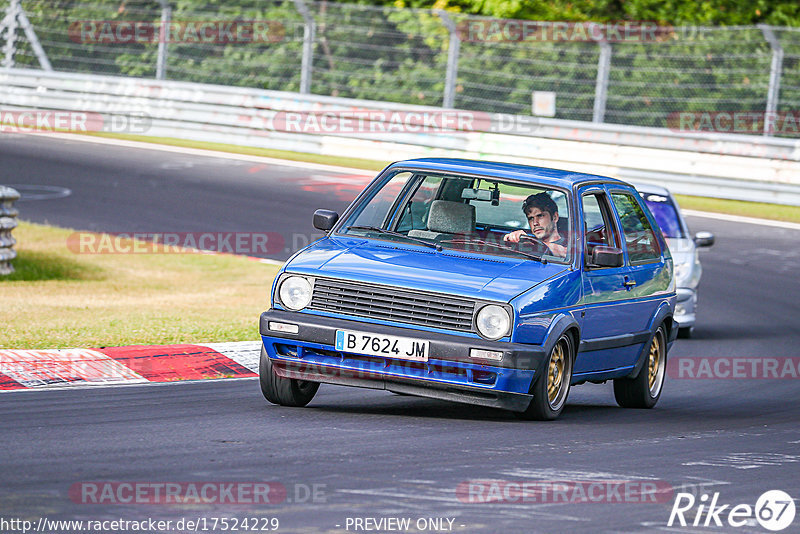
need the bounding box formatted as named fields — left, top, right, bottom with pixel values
left=335, top=330, right=429, bottom=362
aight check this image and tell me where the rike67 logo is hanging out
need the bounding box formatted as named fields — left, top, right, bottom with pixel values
left=668, top=490, right=796, bottom=531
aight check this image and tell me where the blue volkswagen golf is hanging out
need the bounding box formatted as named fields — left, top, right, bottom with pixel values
left=259, top=159, right=676, bottom=420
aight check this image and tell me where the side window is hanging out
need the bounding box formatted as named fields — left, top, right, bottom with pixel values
left=394, top=175, right=443, bottom=232
left=611, top=193, right=661, bottom=263
left=581, top=193, right=618, bottom=264
left=345, top=171, right=413, bottom=229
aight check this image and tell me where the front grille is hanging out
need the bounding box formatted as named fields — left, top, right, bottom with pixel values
left=310, top=278, right=475, bottom=332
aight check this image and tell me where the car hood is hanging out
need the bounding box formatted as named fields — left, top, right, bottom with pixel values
left=285, top=236, right=569, bottom=302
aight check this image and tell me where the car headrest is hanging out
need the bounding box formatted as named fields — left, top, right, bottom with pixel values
left=557, top=216, right=568, bottom=235
left=427, top=200, right=475, bottom=234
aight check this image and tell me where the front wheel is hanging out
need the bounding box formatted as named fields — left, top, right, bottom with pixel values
left=259, top=346, right=319, bottom=407
left=516, top=333, right=574, bottom=421
left=614, top=325, right=667, bottom=409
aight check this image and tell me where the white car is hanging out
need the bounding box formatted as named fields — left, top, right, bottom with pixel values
left=633, top=183, right=714, bottom=338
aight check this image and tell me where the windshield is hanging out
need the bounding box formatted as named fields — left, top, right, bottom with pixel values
left=339, top=170, right=572, bottom=263
left=639, top=192, right=686, bottom=239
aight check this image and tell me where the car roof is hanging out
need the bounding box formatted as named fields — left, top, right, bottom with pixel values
left=389, top=158, right=628, bottom=189
left=629, top=181, right=672, bottom=197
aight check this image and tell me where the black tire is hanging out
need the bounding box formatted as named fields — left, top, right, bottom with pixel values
left=516, top=333, right=574, bottom=421
left=259, top=346, right=319, bottom=407
left=678, top=326, right=693, bottom=339
left=614, top=326, right=667, bottom=409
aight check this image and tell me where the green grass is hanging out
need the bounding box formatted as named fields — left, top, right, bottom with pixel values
left=675, top=195, right=800, bottom=223
left=4, top=248, right=105, bottom=282
left=0, top=222, right=281, bottom=349
left=87, top=132, right=800, bottom=223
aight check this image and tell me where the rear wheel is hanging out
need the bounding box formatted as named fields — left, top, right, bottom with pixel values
left=516, top=333, right=573, bottom=421
left=259, top=346, right=319, bottom=407
left=614, top=326, right=666, bottom=409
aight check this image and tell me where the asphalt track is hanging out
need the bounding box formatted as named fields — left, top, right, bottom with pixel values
left=2, top=134, right=800, bottom=533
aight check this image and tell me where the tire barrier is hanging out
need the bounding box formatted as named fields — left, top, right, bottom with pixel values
left=0, top=185, right=20, bottom=276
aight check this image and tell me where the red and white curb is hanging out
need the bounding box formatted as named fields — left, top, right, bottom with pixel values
left=0, top=341, right=261, bottom=390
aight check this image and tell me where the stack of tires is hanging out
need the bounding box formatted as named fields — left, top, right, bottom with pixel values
left=0, top=186, right=20, bottom=276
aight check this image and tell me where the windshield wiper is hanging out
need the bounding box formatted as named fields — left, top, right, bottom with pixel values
left=441, top=238, right=547, bottom=263
left=346, top=225, right=441, bottom=251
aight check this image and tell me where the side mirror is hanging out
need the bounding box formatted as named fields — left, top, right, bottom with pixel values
left=591, top=246, right=624, bottom=268
left=313, top=209, right=339, bottom=231
left=694, top=231, right=715, bottom=248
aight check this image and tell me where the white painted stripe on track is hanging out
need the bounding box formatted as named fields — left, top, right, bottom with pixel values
left=23, top=133, right=800, bottom=230
left=23, top=132, right=376, bottom=176
left=203, top=341, right=262, bottom=373
left=682, top=209, right=800, bottom=231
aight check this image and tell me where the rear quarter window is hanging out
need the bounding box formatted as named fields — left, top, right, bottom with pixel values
left=611, top=193, right=661, bottom=263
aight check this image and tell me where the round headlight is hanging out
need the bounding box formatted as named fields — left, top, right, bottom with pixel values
left=279, top=276, right=313, bottom=311
left=476, top=305, right=511, bottom=340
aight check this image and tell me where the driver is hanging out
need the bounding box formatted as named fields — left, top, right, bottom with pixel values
left=503, top=192, right=567, bottom=257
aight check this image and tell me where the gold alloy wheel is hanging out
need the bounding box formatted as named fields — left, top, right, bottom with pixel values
left=647, top=331, right=664, bottom=396
left=547, top=340, right=566, bottom=405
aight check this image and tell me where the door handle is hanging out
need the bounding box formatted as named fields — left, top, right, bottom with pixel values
left=623, top=278, right=636, bottom=288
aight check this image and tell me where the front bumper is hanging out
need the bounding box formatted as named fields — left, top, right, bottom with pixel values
left=674, top=288, right=697, bottom=328
left=259, top=309, right=547, bottom=412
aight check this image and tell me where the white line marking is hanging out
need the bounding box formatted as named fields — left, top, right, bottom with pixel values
left=682, top=209, right=800, bottom=230
left=499, top=468, right=662, bottom=481
left=22, top=133, right=799, bottom=230
left=682, top=452, right=800, bottom=469
left=22, top=132, right=376, bottom=176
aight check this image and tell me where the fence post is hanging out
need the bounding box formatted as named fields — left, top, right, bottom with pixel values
left=437, top=10, right=460, bottom=109
left=593, top=41, right=611, bottom=123
left=1, top=0, right=19, bottom=69
left=759, top=24, right=783, bottom=137
left=0, top=186, right=20, bottom=276
left=156, top=0, right=171, bottom=80
left=1, top=0, right=53, bottom=70
left=293, top=0, right=315, bottom=94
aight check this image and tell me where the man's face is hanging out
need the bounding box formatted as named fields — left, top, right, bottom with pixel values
left=526, top=207, right=559, bottom=241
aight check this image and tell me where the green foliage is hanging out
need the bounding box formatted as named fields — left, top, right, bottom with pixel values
left=9, top=0, right=800, bottom=131
left=404, top=0, right=800, bottom=26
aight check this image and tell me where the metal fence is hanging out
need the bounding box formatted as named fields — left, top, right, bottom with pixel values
left=2, top=0, right=800, bottom=134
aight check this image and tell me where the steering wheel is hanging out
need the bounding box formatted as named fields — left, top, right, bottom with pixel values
left=517, top=233, right=550, bottom=254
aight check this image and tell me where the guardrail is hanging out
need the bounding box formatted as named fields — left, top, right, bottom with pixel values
left=2, top=68, right=800, bottom=206
left=0, top=185, right=19, bottom=276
